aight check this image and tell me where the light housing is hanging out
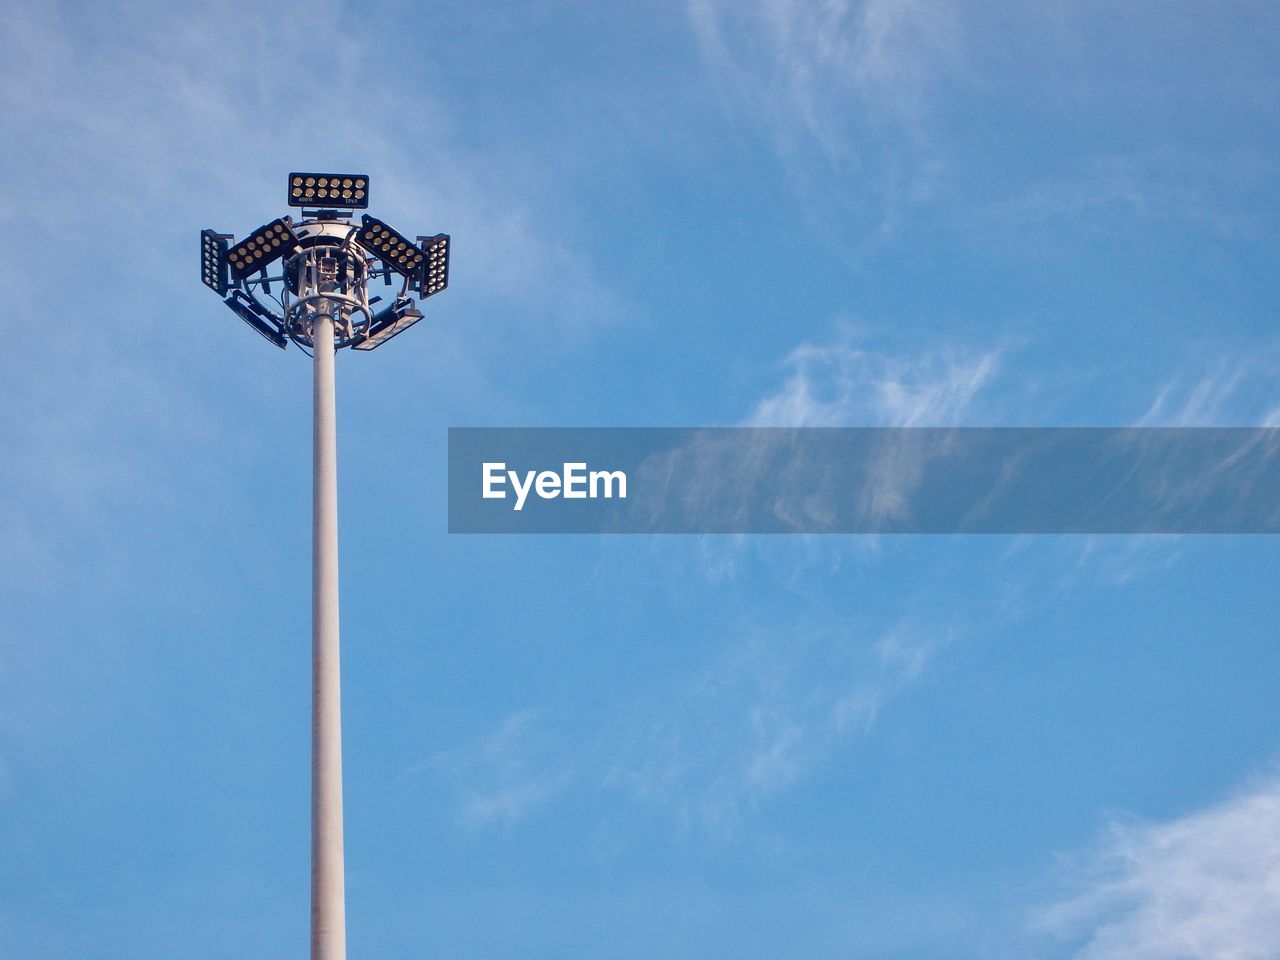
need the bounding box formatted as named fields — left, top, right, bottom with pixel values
left=284, top=249, right=360, bottom=297
left=288, top=173, right=369, bottom=209
left=351, top=297, right=423, bottom=351
left=357, top=215, right=423, bottom=278
left=201, top=229, right=231, bottom=295
left=224, top=290, right=287, bottom=349
left=416, top=233, right=450, bottom=298
left=226, top=218, right=300, bottom=281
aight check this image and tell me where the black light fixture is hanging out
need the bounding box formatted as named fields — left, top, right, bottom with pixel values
left=223, top=289, right=287, bottom=349
left=351, top=297, right=423, bottom=351
left=356, top=215, right=423, bottom=278
left=287, top=172, right=370, bottom=210
left=200, top=228, right=231, bottom=296
left=226, top=218, right=301, bottom=280
left=416, top=233, right=450, bottom=298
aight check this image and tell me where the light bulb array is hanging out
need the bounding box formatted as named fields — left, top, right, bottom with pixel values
left=288, top=173, right=370, bottom=209
left=357, top=215, right=423, bottom=278
left=417, top=233, right=450, bottom=298
left=226, top=218, right=300, bottom=281
left=201, top=229, right=229, bottom=295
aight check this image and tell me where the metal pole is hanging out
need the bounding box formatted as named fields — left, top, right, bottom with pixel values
left=311, top=309, right=347, bottom=960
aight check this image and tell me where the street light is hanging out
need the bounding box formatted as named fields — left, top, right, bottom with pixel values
left=201, top=173, right=451, bottom=960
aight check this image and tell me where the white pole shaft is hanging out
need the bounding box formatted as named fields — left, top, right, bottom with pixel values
left=311, top=311, right=347, bottom=960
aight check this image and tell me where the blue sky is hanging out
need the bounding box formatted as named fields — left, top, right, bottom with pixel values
left=2, top=1, right=1279, bottom=957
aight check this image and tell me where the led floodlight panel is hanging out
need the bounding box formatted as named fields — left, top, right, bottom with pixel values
left=418, top=233, right=450, bottom=298
left=201, top=229, right=230, bottom=295
left=357, top=215, right=423, bottom=278
left=352, top=298, right=423, bottom=351
left=224, top=290, right=287, bottom=349
left=226, top=218, right=300, bottom=280
left=288, top=173, right=370, bottom=209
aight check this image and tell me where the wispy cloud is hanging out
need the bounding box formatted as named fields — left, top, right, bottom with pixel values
left=688, top=0, right=958, bottom=133
left=608, top=330, right=981, bottom=836
left=418, top=618, right=948, bottom=842
left=746, top=334, right=1001, bottom=428
left=1030, top=770, right=1280, bottom=960
left=607, top=621, right=947, bottom=839
left=724, top=334, right=1001, bottom=532
left=687, top=0, right=959, bottom=239
left=1136, top=353, right=1280, bottom=428
left=637, top=335, right=1002, bottom=580
left=1059, top=349, right=1280, bottom=584
left=424, top=709, right=571, bottom=829
left=981, top=151, right=1270, bottom=243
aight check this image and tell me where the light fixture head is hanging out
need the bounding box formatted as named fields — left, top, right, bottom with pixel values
left=202, top=172, right=450, bottom=353
left=224, top=290, right=287, bottom=349
left=201, top=228, right=231, bottom=296
left=416, top=233, right=450, bottom=299
left=226, top=218, right=301, bottom=281
left=288, top=172, right=369, bottom=209
left=352, top=297, right=423, bottom=351
left=357, top=215, right=423, bottom=278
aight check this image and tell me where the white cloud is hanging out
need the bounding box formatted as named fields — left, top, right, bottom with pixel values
left=722, top=334, right=1002, bottom=532
left=687, top=0, right=959, bottom=239
left=1032, top=771, right=1280, bottom=960
left=1053, top=349, right=1280, bottom=585
left=688, top=0, right=958, bottom=132
left=460, top=779, right=564, bottom=831
left=1136, top=353, right=1280, bottom=428
left=607, top=621, right=946, bottom=839
left=981, top=152, right=1267, bottom=242
left=627, top=334, right=1001, bottom=587
left=746, top=335, right=1000, bottom=427
left=424, top=709, right=572, bottom=829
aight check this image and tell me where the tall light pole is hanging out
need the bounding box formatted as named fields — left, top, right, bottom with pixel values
left=202, top=173, right=450, bottom=960
left=311, top=304, right=344, bottom=960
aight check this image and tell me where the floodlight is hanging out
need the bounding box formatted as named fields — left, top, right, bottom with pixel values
left=416, top=233, right=450, bottom=298
left=357, top=215, right=424, bottom=278
left=226, top=217, right=301, bottom=280
left=201, top=229, right=231, bottom=296
left=224, top=290, right=287, bottom=349
left=351, top=297, right=423, bottom=351
left=288, top=172, right=370, bottom=209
